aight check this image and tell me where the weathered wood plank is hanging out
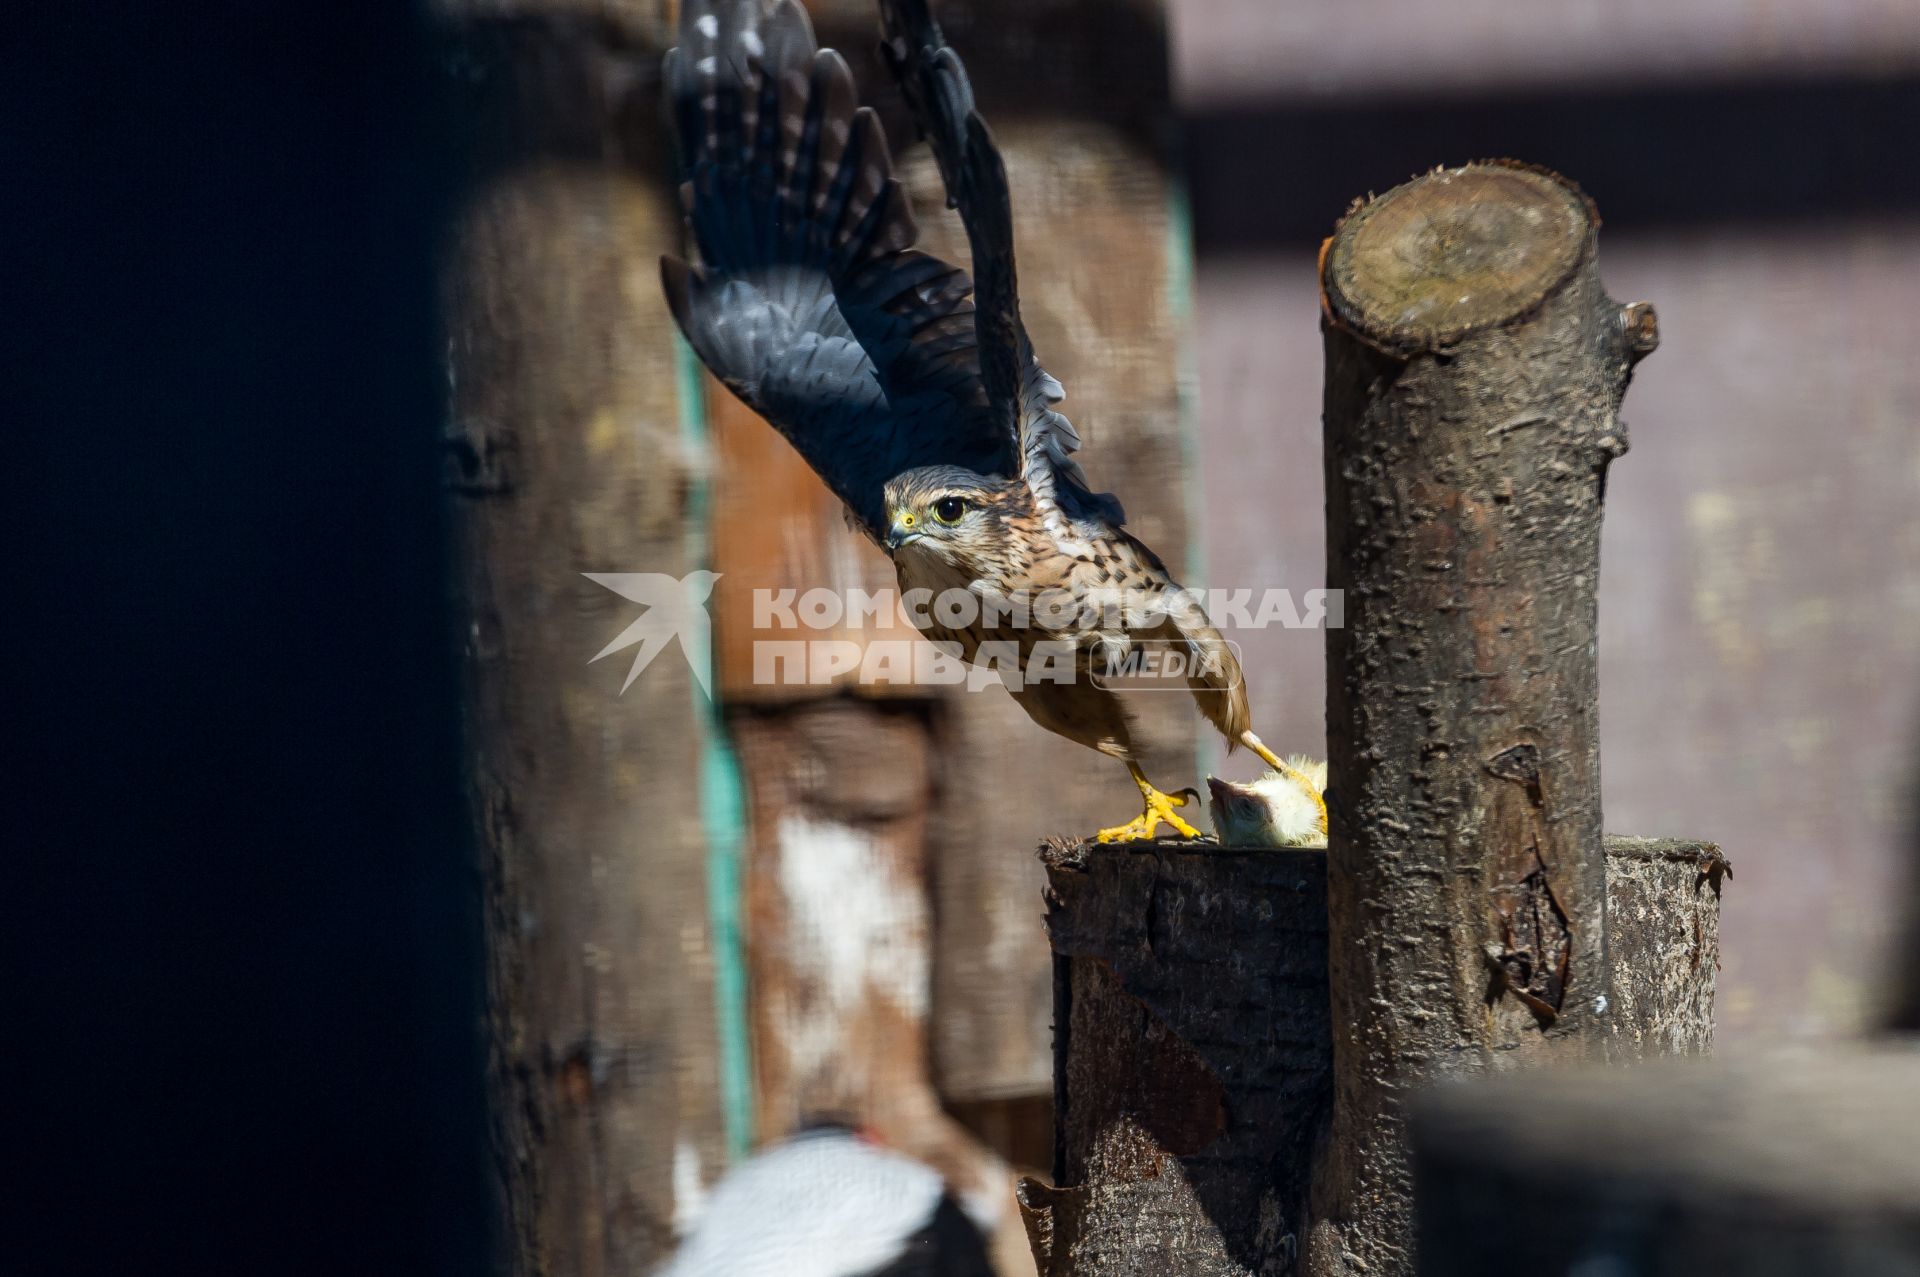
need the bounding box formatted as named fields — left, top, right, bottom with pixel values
left=440, top=13, right=728, bottom=1273
left=730, top=698, right=1034, bottom=1271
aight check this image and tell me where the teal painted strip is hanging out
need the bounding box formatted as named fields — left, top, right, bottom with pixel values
left=673, top=332, right=756, bottom=1162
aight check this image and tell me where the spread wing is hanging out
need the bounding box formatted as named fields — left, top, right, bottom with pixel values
left=879, top=0, right=1124, bottom=531
left=662, top=0, right=1010, bottom=539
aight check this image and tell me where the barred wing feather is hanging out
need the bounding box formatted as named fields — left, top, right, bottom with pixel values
left=661, top=0, right=1010, bottom=539
left=879, top=0, right=1125, bottom=531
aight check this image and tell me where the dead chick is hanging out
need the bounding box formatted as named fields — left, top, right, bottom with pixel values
left=1206, top=757, right=1329, bottom=848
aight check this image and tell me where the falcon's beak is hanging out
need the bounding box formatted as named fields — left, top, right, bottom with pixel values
left=885, top=513, right=925, bottom=553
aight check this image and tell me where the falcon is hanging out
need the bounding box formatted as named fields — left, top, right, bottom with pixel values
left=662, top=0, right=1321, bottom=842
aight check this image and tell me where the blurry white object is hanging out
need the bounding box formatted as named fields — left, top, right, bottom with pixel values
left=656, top=1126, right=992, bottom=1277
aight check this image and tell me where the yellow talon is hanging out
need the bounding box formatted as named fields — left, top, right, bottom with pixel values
left=1096, top=764, right=1203, bottom=843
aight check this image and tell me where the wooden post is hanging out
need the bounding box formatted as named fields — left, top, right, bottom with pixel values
left=1024, top=841, right=1332, bottom=1277
left=1026, top=837, right=1723, bottom=1276
left=1598, top=838, right=1729, bottom=1061
left=1311, top=161, right=1657, bottom=1276
left=439, top=14, right=729, bottom=1274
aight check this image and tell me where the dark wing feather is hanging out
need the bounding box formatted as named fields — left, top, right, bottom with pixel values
left=662, top=0, right=1011, bottom=539
left=879, top=0, right=1124, bottom=530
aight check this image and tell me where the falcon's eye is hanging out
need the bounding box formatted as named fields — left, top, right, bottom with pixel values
left=932, top=497, right=968, bottom=525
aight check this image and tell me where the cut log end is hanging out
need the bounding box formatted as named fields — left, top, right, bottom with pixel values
left=1322, top=161, right=1596, bottom=352
left=1038, top=836, right=1312, bottom=872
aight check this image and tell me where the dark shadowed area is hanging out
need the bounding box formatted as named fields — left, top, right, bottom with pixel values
left=9, top=4, right=489, bottom=1273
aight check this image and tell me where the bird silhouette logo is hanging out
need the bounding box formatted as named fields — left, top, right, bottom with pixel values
left=583, top=570, right=721, bottom=698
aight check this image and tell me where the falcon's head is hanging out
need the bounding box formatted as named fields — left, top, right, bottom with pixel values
left=880, top=466, right=1027, bottom=570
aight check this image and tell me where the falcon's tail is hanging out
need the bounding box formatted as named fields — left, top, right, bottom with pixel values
left=1145, top=575, right=1252, bottom=747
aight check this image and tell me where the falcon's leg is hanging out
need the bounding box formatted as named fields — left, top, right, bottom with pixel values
left=1096, top=762, right=1202, bottom=843
left=1239, top=730, right=1330, bottom=837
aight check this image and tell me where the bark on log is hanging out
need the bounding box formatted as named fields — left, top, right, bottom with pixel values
left=1024, top=840, right=1332, bottom=1277
left=1027, top=836, right=1723, bottom=1277
left=1313, top=161, right=1656, bottom=1277
left=1599, top=837, right=1729, bottom=1062
left=440, top=14, right=729, bottom=1274
left=1412, top=1043, right=1920, bottom=1276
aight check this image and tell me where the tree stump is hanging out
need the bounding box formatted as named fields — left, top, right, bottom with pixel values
left=1313, top=161, right=1657, bottom=1276
left=1599, top=837, right=1730, bottom=1062
left=1023, top=840, right=1331, bottom=1277
left=1025, top=837, right=1723, bottom=1277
